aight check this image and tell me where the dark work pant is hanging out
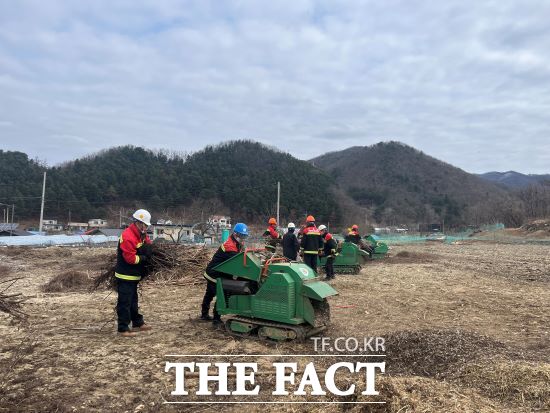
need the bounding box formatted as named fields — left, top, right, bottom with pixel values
left=324, top=256, right=335, bottom=278
left=117, top=280, right=144, bottom=332
left=303, top=254, right=318, bottom=274
left=201, top=280, right=220, bottom=321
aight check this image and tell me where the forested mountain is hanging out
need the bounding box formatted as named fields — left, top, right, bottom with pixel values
left=311, top=142, right=518, bottom=226
left=4, top=140, right=541, bottom=228
left=0, top=150, right=46, bottom=219
left=0, top=142, right=340, bottom=224
left=478, top=171, right=550, bottom=188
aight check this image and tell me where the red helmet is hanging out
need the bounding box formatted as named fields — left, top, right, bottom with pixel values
left=352, top=224, right=359, bottom=230
left=306, top=215, right=315, bottom=222
left=268, top=217, right=277, bottom=225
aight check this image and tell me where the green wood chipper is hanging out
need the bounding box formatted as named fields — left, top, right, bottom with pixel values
left=317, top=235, right=389, bottom=275
left=364, top=235, right=389, bottom=259
left=212, top=249, right=337, bottom=341
left=318, top=241, right=370, bottom=274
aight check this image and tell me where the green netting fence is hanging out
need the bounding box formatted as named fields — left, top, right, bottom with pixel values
left=376, top=223, right=550, bottom=245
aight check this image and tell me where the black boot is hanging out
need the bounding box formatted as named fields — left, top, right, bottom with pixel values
left=200, top=314, right=213, bottom=321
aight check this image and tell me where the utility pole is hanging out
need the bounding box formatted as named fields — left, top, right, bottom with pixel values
left=10, top=204, right=14, bottom=237
left=119, top=207, right=122, bottom=228
left=39, top=171, right=46, bottom=233
left=276, top=181, right=280, bottom=227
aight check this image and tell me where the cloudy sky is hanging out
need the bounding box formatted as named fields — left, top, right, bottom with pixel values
left=1, top=1, right=549, bottom=173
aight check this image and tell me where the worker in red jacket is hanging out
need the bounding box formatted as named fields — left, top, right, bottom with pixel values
left=300, top=215, right=323, bottom=273
left=114, top=209, right=153, bottom=337
left=263, top=217, right=281, bottom=252
left=201, top=223, right=248, bottom=326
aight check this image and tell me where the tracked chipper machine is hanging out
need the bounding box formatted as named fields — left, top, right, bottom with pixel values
left=212, top=249, right=337, bottom=341
left=364, top=235, right=389, bottom=259
left=318, top=241, right=371, bottom=274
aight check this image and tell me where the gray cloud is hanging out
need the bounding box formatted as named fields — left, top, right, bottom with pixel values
left=0, top=0, right=549, bottom=173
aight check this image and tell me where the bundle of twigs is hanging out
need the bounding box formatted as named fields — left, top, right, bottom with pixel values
left=92, top=244, right=212, bottom=290
left=0, top=278, right=27, bottom=320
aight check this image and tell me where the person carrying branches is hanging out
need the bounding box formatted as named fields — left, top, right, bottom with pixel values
left=114, top=209, right=153, bottom=337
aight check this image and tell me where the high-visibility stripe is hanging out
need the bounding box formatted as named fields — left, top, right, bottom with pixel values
left=115, top=272, right=141, bottom=281
left=304, top=250, right=319, bottom=254
left=306, top=231, right=320, bottom=235
left=203, top=272, right=216, bottom=282
left=221, top=245, right=226, bottom=252
left=135, top=255, right=140, bottom=264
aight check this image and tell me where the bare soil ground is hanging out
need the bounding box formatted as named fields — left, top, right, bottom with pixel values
left=0, top=243, right=549, bottom=412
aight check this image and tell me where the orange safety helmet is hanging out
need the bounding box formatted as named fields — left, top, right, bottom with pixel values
left=268, top=217, right=277, bottom=225
left=352, top=224, right=359, bottom=230
left=306, top=215, right=315, bottom=222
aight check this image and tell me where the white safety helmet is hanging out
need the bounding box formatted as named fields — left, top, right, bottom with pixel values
left=318, top=225, right=327, bottom=231
left=287, top=222, right=296, bottom=229
left=133, top=209, right=152, bottom=226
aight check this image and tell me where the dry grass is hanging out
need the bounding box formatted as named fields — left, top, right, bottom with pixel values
left=0, top=264, right=11, bottom=278
left=380, top=250, right=440, bottom=264
left=0, top=246, right=72, bottom=259
left=344, top=376, right=512, bottom=413
left=0, top=242, right=549, bottom=412
left=454, top=360, right=550, bottom=411
left=42, top=270, right=91, bottom=293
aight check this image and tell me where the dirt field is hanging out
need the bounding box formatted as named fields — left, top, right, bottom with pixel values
left=0, top=242, right=549, bottom=412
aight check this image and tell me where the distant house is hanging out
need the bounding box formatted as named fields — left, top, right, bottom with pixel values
left=67, top=222, right=88, bottom=232
left=86, top=228, right=123, bottom=237
left=152, top=223, right=195, bottom=243
left=419, top=223, right=442, bottom=233
left=88, top=218, right=108, bottom=228
left=0, top=223, right=32, bottom=236
left=43, top=219, right=64, bottom=232
left=208, top=215, right=231, bottom=229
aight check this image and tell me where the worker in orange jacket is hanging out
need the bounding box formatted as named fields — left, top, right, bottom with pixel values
left=263, top=217, right=281, bottom=252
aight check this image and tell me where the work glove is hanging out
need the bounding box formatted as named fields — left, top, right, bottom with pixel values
left=144, top=243, right=153, bottom=259
left=137, top=244, right=153, bottom=260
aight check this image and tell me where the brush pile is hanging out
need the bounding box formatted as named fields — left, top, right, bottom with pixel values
left=93, top=243, right=212, bottom=290
left=0, top=278, right=27, bottom=320
left=42, top=271, right=91, bottom=293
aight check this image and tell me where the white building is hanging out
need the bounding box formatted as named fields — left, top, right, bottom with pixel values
left=88, top=218, right=108, bottom=228
left=152, top=223, right=195, bottom=243
left=67, top=222, right=89, bottom=231
left=43, top=219, right=64, bottom=232
left=208, top=215, right=231, bottom=229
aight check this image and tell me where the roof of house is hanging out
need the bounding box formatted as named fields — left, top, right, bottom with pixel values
left=0, top=223, right=19, bottom=231
left=0, top=228, right=32, bottom=236
left=153, top=223, right=193, bottom=228
left=86, top=228, right=123, bottom=237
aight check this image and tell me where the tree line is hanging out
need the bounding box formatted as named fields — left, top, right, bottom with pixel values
left=0, top=141, right=340, bottom=226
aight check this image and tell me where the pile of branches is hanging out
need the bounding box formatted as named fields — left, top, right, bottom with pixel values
left=0, top=278, right=27, bottom=321
left=93, top=244, right=212, bottom=290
